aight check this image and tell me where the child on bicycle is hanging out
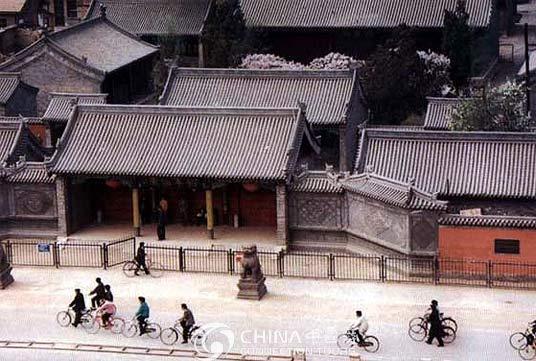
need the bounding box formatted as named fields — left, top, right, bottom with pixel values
left=350, top=310, right=369, bottom=345
left=96, top=298, right=117, bottom=328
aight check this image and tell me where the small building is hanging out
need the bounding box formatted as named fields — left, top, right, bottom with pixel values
left=42, top=92, right=107, bottom=146
left=423, top=97, right=463, bottom=130
left=0, top=0, right=52, bottom=28
left=0, top=13, right=159, bottom=114
left=159, top=67, right=367, bottom=171
left=46, top=104, right=319, bottom=244
left=354, top=128, right=536, bottom=260
left=0, top=72, right=38, bottom=116
left=240, top=0, right=499, bottom=74
left=0, top=120, right=56, bottom=238
left=84, top=0, right=211, bottom=66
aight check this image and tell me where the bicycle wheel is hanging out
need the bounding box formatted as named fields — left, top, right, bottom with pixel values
left=408, top=323, right=427, bottom=342
left=442, top=326, right=456, bottom=344
left=519, top=345, right=536, bottom=360
left=85, top=319, right=101, bottom=334
left=191, top=328, right=205, bottom=346
left=337, top=333, right=353, bottom=350
left=160, top=328, right=179, bottom=345
left=409, top=317, right=426, bottom=329
left=111, top=318, right=125, bottom=334
left=511, top=332, right=530, bottom=350
left=56, top=311, right=72, bottom=327
left=146, top=322, right=162, bottom=339
left=362, top=335, right=380, bottom=353
left=123, top=322, right=138, bottom=338
left=442, top=317, right=458, bottom=333
left=123, top=261, right=137, bottom=278
left=80, top=313, right=94, bottom=330
left=149, top=262, right=164, bottom=278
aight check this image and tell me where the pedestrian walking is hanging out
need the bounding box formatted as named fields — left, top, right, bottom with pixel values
left=426, top=300, right=444, bottom=347
left=89, top=277, right=105, bottom=309
left=104, top=284, right=113, bottom=302
left=135, top=242, right=150, bottom=275
left=69, top=288, right=85, bottom=327
left=135, top=296, right=150, bottom=335
left=179, top=303, right=195, bottom=344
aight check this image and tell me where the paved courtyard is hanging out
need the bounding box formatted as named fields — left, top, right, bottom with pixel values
left=0, top=267, right=534, bottom=361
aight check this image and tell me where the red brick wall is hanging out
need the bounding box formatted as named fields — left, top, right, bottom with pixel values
left=439, top=226, right=536, bottom=263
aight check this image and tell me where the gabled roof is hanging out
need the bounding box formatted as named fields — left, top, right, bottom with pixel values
left=0, top=17, right=158, bottom=75
left=342, top=173, right=448, bottom=210
left=48, top=105, right=315, bottom=181
left=355, top=129, right=536, bottom=199
left=85, top=0, right=211, bottom=36
left=0, top=0, right=27, bottom=13
left=290, top=170, right=343, bottom=193
left=0, top=120, right=46, bottom=168
left=240, top=0, right=493, bottom=29
left=0, top=121, right=19, bottom=164
left=43, top=92, right=108, bottom=123
left=160, top=68, right=360, bottom=125
left=3, top=161, right=55, bottom=183
left=0, top=73, right=20, bottom=104
left=423, top=97, right=462, bottom=130
left=439, top=214, right=536, bottom=229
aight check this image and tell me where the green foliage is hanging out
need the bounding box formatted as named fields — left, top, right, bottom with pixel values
left=202, top=0, right=247, bottom=68
left=449, top=81, right=531, bottom=131
left=442, top=1, right=472, bottom=91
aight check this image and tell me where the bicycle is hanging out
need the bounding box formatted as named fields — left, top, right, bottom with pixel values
left=122, top=318, right=162, bottom=339
left=85, top=313, right=125, bottom=335
left=510, top=323, right=536, bottom=351
left=122, top=257, right=163, bottom=278
left=56, top=308, right=94, bottom=330
left=160, top=321, right=206, bottom=346
left=337, top=330, right=380, bottom=353
left=408, top=316, right=456, bottom=344
left=519, top=344, right=536, bottom=360
left=409, top=312, right=458, bottom=333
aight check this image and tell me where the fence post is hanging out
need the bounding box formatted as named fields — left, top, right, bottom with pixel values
left=329, top=254, right=334, bottom=281
left=5, top=240, right=13, bottom=264
left=53, top=242, right=59, bottom=268
left=433, top=256, right=439, bottom=285
left=278, top=250, right=284, bottom=278
left=179, top=247, right=184, bottom=272
left=102, top=243, right=108, bottom=270
left=487, top=260, right=493, bottom=288
left=380, top=256, right=385, bottom=282
left=132, top=238, right=136, bottom=259
left=228, top=249, right=234, bottom=275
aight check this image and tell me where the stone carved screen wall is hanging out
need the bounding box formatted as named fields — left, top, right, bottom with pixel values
left=289, top=193, right=344, bottom=230
left=12, top=184, right=56, bottom=217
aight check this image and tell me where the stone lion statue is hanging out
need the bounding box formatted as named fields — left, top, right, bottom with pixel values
left=236, top=245, right=263, bottom=281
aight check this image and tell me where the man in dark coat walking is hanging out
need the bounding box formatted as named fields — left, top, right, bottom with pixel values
left=69, top=288, right=86, bottom=327
left=89, top=277, right=105, bottom=309
left=135, top=242, right=150, bottom=275
left=426, top=300, right=444, bottom=347
left=179, top=303, right=195, bottom=343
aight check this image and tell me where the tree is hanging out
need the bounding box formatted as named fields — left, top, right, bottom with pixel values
left=442, top=0, right=472, bottom=92
left=202, top=0, right=247, bottom=68
left=449, top=81, right=531, bottom=131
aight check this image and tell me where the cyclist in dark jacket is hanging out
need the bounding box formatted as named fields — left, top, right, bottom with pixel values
left=426, top=300, right=444, bottom=347
left=135, top=242, right=150, bottom=275
left=69, top=288, right=86, bottom=327
left=89, top=277, right=105, bottom=309
left=179, top=303, right=195, bottom=343
left=104, top=284, right=113, bottom=302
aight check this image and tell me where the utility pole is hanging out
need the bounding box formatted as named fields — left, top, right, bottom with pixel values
left=525, top=23, right=531, bottom=115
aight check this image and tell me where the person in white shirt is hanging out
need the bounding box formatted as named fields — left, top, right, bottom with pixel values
left=350, top=310, right=369, bottom=345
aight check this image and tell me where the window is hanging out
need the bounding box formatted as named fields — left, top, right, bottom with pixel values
left=494, top=239, right=520, bottom=255
left=0, top=18, right=7, bottom=28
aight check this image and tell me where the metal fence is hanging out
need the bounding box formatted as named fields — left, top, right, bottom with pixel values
left=3, top=239, right=536, bottom=289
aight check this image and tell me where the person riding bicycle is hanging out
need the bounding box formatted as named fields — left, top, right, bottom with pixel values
left=179, top=303, right=195, bottom=344
left=104, top=284, right=114, bottom=302
left=350, top=310, right=369, bottom=346
left=96, top=298, right=117, bottom=328
left=426, top=299, right=444, bottom=347
left=89, top=277, right=106, bottom=309
left=135, top=296, right=150, bottom=335
left=69, top=288, right=86, bottom=327
left=135, top=242, right=150, bottom=276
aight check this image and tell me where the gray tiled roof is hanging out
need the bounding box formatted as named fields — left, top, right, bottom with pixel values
left=43, top=93, right=107, bottom=123
left=4, top=162, right=55, bottom=183
left=342, top=173, right=448, bottom=210
left=290, top=171, right=343, bottom=193
left=160, top=68, right=359, bottom=125
left=355, top=129, right=536, bottom=199
left=48, top=105, right=312, bottom=181
left=423, top=97, right=462, bottom=130
left=519, top=50, right=536, bottom=77
left=0, top=121, right=20, bottom=163
left=0, top=72, right=20, bottom=104
left=0, top=0, right=26, bottom=13
left=439, top=214, right=536, bottom=228
left=85, top=0, right=211, bottom=36
left=240, top=0, right=493, bottom=29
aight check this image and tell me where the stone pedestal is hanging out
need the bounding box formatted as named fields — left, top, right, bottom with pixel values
left=237, top=276, right=267, bottom=300
left=0, top=266, right=14, bottom=289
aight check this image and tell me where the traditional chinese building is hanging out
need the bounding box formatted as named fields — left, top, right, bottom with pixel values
left=0, top=12, right=158, bottom=114
left=159, top=68, right=366, bottom=171
left=46, top=104, right=319, bottom=245
left=0, top=0, right=53, bottom=28
left=0, top=72, right=38, bottom=116
left=423, top=97, right=463, bottom=131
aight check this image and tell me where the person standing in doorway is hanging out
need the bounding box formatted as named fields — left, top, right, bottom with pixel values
left=159, top=197, right=168, bottom=222
left=157, top=205, right=166, bottom=240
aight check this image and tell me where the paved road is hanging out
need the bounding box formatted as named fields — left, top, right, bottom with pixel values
left=0, top=267, right=532, bottom=360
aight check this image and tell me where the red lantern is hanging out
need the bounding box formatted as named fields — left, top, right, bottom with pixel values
left=242, top=182, right=259, bottom=192
left=105, top=179, right=121, bottom=189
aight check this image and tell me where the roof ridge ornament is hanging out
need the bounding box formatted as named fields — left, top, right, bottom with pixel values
left=100, top=3, right=107, bottom=17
